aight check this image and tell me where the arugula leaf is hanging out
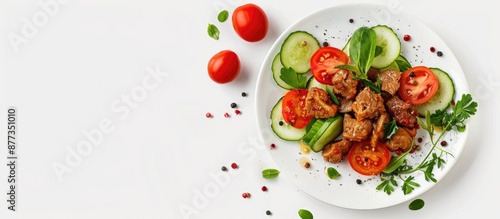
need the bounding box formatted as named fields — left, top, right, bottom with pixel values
left=218, top=10, right=229, bottom=22
left=279, top=67, right=308, bottom=89
left=207, top=23, right=220, bottom=40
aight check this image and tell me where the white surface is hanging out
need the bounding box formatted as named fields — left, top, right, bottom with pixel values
left=255, top=3, right=471, bottom=210
left=0, top=0, right=498, bottom=218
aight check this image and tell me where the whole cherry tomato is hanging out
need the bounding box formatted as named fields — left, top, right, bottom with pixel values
left=207, top=50, right=240, bottom=84
left=232, top=3, right=269, bottom=42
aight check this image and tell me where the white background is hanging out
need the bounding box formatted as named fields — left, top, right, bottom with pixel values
left=0, top=0, right=499, bottom=218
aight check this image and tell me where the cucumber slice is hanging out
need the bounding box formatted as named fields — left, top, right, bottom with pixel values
left=371, top=25, right=401, bottom=69
left=280, top=31, right=320, bottom=73
left=271, top=97, right=306, bottom=141
left=301, top=119, right=325, bottom=144
left=308, top=115, right=343, bottom=152
left=272, top=53, right=294, bottom=90
left=306, top=76, right=327, bottom=90
left=381, top=55, right=412, bottom=72
left=414, top=68, right=455, bottom=117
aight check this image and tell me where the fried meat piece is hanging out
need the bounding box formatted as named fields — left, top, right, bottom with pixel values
left=351, top=87, right=386, bottom=120
left=304, top=87, right=338, bottom=118
left=331, top=69, right=358, bottom=99
left=385, top=127, right=416, bottom=152
left=380, top=70, right=402, bottom=96
left=385, top=96, right=417, bottom=128
left=343, top=114, right=372, bottom=142
left=322, top=139, right=352, bottom=163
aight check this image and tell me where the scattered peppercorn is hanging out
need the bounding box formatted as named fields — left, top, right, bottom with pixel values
left=395, top=150, right=402, bottom=155
left=224, top=112, right=230, bottom=118
left=270, top=143, right=276, bottom=149
left=235, top=109, right=241, bottom=115
left=241, top=92, right=247, bottom=97
left=261, top=186, right=268, bottom=192
left=322, top=41, right=329, bottom=47
left=417, top=137, right=423, bottom=143
left=437, top=51, right=443, bottom=57
left=242, top=192, right=250, bottom=198
left=221, top=166, right=227, bottom=171
left=230, top=102, right=237, bottom=108
left=205, top=112, right=212, bottom=118
left=403, top=34, right=411, bottom=41
left=430, top=47, right=436, bottom=52
left=356, top=179, right=362, bottom=184
left=304, top=162, right=311, bottom=169
left=278, top=121, right=284, bottom=126
left=409, top=71, right=415, bottom=77
left=440, top=141, right=448, bottom=146
left=266, top=210, right=272, bottom=215
left=349, top=18, right=354, bottom=23
left=231, top=162, right=238, bottom=169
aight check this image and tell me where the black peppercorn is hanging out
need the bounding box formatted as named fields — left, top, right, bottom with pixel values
left=437, top=51, right=443, bottom=57
left=241, top=92, right=247, bottom=97
left=230, top=103, right=237, bottom=108
left=356, top=179, right=362, bottom=184
left=266, top=210, right=272, bottom=215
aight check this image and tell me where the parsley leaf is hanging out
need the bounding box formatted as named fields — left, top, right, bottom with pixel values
left=279, top=67, right=308, bottom=89
left=430, top=94, right=477, bottom=132
left=402, top=176, right=420, bottom=195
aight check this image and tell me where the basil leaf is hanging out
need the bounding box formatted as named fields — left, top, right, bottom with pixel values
left=375, top=46, right=383, bottom=57
left=207, top=23, right=220, bottom=40
left=298, top=209, right=313, bottom=219
left=218, top=10, right=229, bottom=22
left=349, top=27, right=377, bottom=74
left=327, top=167, right=341, bottom=179
left=262, top=168, right=280, bottom=179
left=395, top=58, right=411, bottom=72
left=409, top=199, right=425, bottom=210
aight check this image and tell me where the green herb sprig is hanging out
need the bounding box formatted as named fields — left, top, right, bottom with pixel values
left=377, top=94, right=477, bottom=195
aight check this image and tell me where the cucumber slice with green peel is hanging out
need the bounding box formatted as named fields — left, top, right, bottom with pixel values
left=414, top=68, right=455, bottom=117
left=272, top=53, right=294, bottom=90
left=280, top=31, right=320, bottom=73
left=301, top=119, right=325, bottom=144
left=306, top=76, right=327, bottom=90
left=371, top=25, right=401, bottom=69
left=307, top=115, right=343, bottom=152
left=270, top=97, right=307, bottom=141
left=381, top=55, right=412, bottom=72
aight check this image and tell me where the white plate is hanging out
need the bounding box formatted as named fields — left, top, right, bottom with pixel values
left=255, top=3, right=470, bottom=210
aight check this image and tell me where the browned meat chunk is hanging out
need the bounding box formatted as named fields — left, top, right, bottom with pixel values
left=304, top=87, right=338, bottom=118
left=351, top=87, right=386, bottom=120
left=343, top=114, right=372, bottom=142
left=370, top=113, right=390, bottom=148
left=380, top=70, right=402, bottom=96
left=385, top=96, right=417, bottom=128
left=385, top=127, right=416, bottom=152
left=323, top=139, right=352, bottom=163
left=331, top=69, right=358, bottom=99
left=338, top=97, right=353, bottom=113
left=367, top=67, right=381, bottom=81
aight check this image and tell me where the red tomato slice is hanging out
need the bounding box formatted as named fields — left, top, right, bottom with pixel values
left=398, top=66, right=439, bottom=105
left=281, top=89, right=312, bottom=129
left=310, top=46, right=349, bottom=85
left=348, top=140, right=391, bottom=175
